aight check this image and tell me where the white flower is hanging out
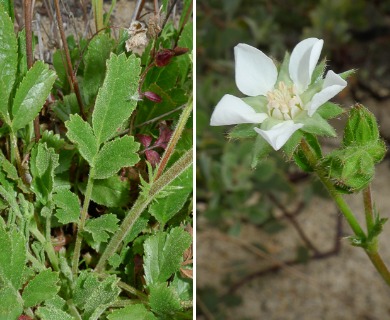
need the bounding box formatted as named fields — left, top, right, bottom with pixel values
left=210, top=38, right=347, bottom=150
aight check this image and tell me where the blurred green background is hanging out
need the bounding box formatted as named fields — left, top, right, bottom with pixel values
left=196, top=0, right=390, bottom=319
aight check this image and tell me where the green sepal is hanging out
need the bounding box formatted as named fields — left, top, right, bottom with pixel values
left=241, top=96, right=267, bottom=113
left=228, top=124, right=257, bottom=139
left=282, top=129, right=303, bottom=160
left=339, top=68, right=356, bottom=80
left=316, top=102, right=344, bottom=120
left=310, top=58, right=326, bottom=84
left=321, top=147, right=375, bottom=193
left=251, top=135, right=272, bottom=169
left=343, top=104, right=379, bottom=146
left=297, top=112, right=336, bottom=137
left=276, top=52, right=292, bottom=85
left=293, top=134, right=322, bottom=172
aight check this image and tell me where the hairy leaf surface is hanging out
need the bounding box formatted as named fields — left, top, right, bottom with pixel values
left=0, top=9, right=17, bottom=123
left=11, top=61, right=56, bottom=131
left=144, top=227, right=192, bottom=285
left=92, top=53, right=141, bottom=145
left=22, top=269, right=60, bottom=307
left=94, top=135, right=140, bottom=179
left=65, top=114, right=98, bottom=165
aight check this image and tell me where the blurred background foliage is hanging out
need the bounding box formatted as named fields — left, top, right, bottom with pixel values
left=197, top=0, right=390, bottom=318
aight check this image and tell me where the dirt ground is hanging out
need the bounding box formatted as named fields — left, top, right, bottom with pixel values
left=197, top=94, right=390, bottom=320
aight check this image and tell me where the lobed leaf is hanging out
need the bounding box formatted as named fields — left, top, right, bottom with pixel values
left=149, top=165, right=192, bottom=225
left=22, top=269, right=60, bottom=307
left=92, top=53, right=141, bottom=145
left=11, top=61, right=56, bottom=131
left=94, top=135, right=140, bottom=179
left=0, top=9, right=18, bottom=123
left=0, top=286, right=23, bottom=320
left=83, top=34, right=113, bottom=105
left=107, top=304, right=157, bottom=320
left=36, top=306, right=74, bottom=320
left=143, top=227, right=192, bottom=285
left=73, top=271, right=120, bottom=320
left=65, top=114, right=98, bottom=165
left=149, top=283, right=181, bottom=316
left=87, top=176, right=130, bottom=207
left=30, top=143, right=59, bottom=204
left=84, top=213, right=119, bottom=244
left=0, top=226, right=26, bottom=291
left=53, top=189, right=80, bottom=224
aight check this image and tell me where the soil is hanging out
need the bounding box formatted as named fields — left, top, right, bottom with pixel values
left=197, top=96, right=390, bottom=319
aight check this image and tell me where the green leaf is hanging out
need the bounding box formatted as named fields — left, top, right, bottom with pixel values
left=16, top=29, right=27, bottom=82
left=0, top=226, right=26, bottom=291
left=53, top=189, right=80, bottom=224
left=0, top=9, right=17, bottom=123
left=52, top=93, right=79, bottom=122
left=251, top=135, right=272, bottom=169
left=107, top=304, right=157, bottom=320
left=0, top=286, right=23, bottom=320
left=143, top=227, right=192, bottom=285
left=92, top=53, right=141, bottom=145
left=123, top=212, right=149, bottom=244
left=94, top=135, right=140, bottom=179
left=36, top=305, right=74, bottom=320
left=228, top=124, right=257, bottom=139
left=65, top=114, right=98, bottom=165
left=84, top=213, right=119, bottom=244
left=73, top=271, right=120, bottom=320
left=299, top=112, right=337, bottom=137
left=22, top=269, right=60, bottom=307
left=0, top=0, right=15, bottom=21
left=149, top=283, right=181, bottom=315
left=88, top=176, right=130, bottom=207
left=316, top=102, right=344, bottom=120
left=83, top=34, right=113, bottom=105
left=149, top=165, right=192, bottom=224
left=30, top=143, right=59, bottom=204
left=11, top=61, right=56, bottom=131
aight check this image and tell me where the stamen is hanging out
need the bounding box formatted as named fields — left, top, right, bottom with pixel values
left=266, top=82, right=303, bottom=120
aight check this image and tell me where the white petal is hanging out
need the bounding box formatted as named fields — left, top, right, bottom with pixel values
left=210, top=94, right=268, bottom=126
left=234, top=44, right=277, bottom=96
left=307, top=70, right=347, bottom=116
left=254, top=121, right=303, bottom=151
left=289, top=38, right=324, bottom=92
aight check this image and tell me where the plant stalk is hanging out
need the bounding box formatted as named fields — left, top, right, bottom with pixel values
left=95, top=148, right=193, bottom=272
left=155, top=98, right=193, bottom=180
left=300, top=139, right=390, bottom=286
left=72, top=167, right=95, bottom=274
left=363, top=185, right=374, bottom=232
left=54, top=0, right=86, bottom=120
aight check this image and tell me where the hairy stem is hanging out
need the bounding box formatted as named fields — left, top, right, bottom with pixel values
left=72, top=167, right=95, bottom=274
left=155, top=98, right=193, bottom=180
left=363, top=185, right=374, bottom=232
left=95, top=148, right=193, bottom=272
left=300, top=139, right=390, bottom=286
left=30, top=226, right=59, bottom=271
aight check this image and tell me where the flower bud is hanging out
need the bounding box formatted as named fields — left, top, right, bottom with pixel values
left=143, top=91, right=162, bottom=103
left=155, top=49, right=175, bottom=67
left=343, top=104, right=386, bottom=163
left=343, top=104, right=379, bottom=146
left=322, top=148, right=375, bottom=193
left=173, top=47, right=189, bottom=56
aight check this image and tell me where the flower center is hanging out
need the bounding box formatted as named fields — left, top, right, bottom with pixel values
left=266, top=82, right=303, bottom=120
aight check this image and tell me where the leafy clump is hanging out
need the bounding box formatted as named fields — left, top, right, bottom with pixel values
left=0, top=1, right=193, bottom=319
